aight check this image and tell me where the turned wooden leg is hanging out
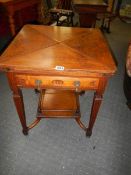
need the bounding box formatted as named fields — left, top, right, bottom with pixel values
left=13, top=89, right=28, bottom=135
left=86, top=92, right=102, bottom=137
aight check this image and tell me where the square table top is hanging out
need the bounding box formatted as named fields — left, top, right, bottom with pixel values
left=0, top=25, right=116, bottom=77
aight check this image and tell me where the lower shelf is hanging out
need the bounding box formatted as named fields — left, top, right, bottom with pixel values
left=27, top=89, right=88, bottom=134
left=37, top=89, right=80, bottom=118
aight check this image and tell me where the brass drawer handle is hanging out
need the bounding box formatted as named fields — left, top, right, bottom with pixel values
left=35, top=79, right=42, bottom=90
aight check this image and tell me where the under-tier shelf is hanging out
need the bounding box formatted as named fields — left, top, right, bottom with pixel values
left=38, top=89, right=80, bottom=118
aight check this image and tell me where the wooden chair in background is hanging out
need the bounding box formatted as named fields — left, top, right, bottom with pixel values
left=49, top=0, right=74, bottom=26
left=100, top=0, right=116, bottom=33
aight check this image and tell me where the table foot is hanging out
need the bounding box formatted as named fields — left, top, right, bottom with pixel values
left=86, top=129, right=92, bottom=137
left=22, top=128, right=28, bottom=135
left=22, top=118, right=42, bottom=135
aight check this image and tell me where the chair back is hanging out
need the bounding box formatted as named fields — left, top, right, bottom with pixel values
left=107, top=0, right=115, bottom=13
left=57, top=0, right=72, bottom=10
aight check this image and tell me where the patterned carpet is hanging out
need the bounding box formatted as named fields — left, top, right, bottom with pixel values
left=0, top=18, right=131, bottom=175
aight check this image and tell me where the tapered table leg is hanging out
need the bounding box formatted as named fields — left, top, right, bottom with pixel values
left=86, top=92, right=102, bottom=137
left=86, top=77, right=108, bottom=137
left=7, top=72, right=28, bottom=135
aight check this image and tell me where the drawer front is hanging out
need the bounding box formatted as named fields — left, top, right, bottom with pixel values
left=15, top=75, right=99, bottom=90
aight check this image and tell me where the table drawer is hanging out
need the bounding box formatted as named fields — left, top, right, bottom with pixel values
left=15, top=75, right=99, bottom=90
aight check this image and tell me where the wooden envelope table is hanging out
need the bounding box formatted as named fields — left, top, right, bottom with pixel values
left=0, top=25, right=116, bottom=136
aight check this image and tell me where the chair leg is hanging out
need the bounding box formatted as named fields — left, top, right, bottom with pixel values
left=67, top=16, right=70, bottom=26
left=100, top=18, right=105, bottom=30
left=56, top=14, right=60, bottom=26
left=71, top=14, right=74, bottom=26
left=106, top=18, right=111, bottom=33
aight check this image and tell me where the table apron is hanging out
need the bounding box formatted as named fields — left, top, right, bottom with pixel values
left=15, top=74, right=100, bottom=91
